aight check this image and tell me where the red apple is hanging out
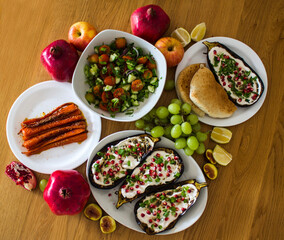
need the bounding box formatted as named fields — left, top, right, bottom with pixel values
left=155, top=37, right=184, bottom=67
left=68, top=21, right=97, bottom=51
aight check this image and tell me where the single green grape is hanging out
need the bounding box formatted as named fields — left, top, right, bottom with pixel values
left=170, top=115, right=183, bottom=125
left=196, top=131, right=208, bottom=142
left=164, top=124, right=172, bottom=137
left=151, top=126, right=165, bottom=138
left=135, top=119, right=145, bottom=129
left=181, top=103, right=192, bottom=115
left=184, top=146, right=194, bottom=156
left=181, top=122, right=192, bottom=135
left=144, top=123, right=155, bottom=132
left=175, top=138, right=187, bottom=149
left=187, top=114, right=199, bottom=125
left=148, top=108, right=157, bottom=119
left=187, top=136, right=199, bottom=150
left=154, top=118, right=161, bottom=125
left=168, top=103, right=181, bottom=115
left=39, top=179, right=48, bottom=192
left=160, top=118, right=170, bottom=124
left=171, top=124, right=182, bottom=138
left=195, top=142, right=205, bottom=154
left=142, top=114, right=151, bottom=122
left=156, top=106, right=169, bottom=119
left=164, top=80, right=175, bottom=91
left=192, top=123, right=201, bottom=132
left=171, top=98, right=182, bottom=106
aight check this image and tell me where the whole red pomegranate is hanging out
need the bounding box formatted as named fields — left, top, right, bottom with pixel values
left=43, top=170, right=90, bottom=215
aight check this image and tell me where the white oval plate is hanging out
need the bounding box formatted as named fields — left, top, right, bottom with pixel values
left=175, top=37, right=268, bottom=127
left=72, top=29, right=167, bottom=122
left=6, top=80, right=101, bottom=174
left=86, top=130, right=207, bottom=235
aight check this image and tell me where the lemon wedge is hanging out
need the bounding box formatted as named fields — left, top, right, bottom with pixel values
left=171, top=27, right=191, bottom=47
left=213, top=145, right=232, bottom=166
left=191, top=22, right=206, bottom=42
left=211, top=127, right=232, bottom=144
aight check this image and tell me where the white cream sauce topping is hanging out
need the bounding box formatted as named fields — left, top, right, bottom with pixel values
left=136, top=183, right=198, bottom=233
left=208, top=46, right=262, bottom=105
left=91, top=136, right=154, bottom=186
left=121, top=150, right=182, bottom=199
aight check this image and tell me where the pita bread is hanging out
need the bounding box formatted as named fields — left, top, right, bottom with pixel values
left=176, top=63, right=205, bottom=117
left=190, top=65, right=237, bottom=118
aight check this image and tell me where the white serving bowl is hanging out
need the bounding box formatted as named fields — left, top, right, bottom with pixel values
left=72, top=29, right=167, bottom=122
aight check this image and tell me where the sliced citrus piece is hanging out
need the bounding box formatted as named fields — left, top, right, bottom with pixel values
left=171, top=27, right=191, bottom=47
left=211, top=127, right=232, bottom=144
left=191, top=22, right=206, bottom=42
left=213, top=145, right=232, bottom=166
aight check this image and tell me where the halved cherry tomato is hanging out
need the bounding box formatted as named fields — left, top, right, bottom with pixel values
left=143, top=69, right=153, bottom=79
left=137, top=56, right=147, bottom=64
left=122, top=55, right=133, bottom=61
left=113, top=88, right=125, bottom=98
left=101, top=91, right=113, bottom=103
left=131, top=79, right=144, bottom=91
left=99, top=45, right=111, bottom=54
left=115, top=37, right=127, bottom=49
left=99, top=102, right=108, bottom=111
left=104, top=76, right=116, bottom=86
left=87, top=54, right=99, bottom=63
left=99, top=54, right=109, bottom=65
left=93, top=85, right=102, bottom=97
left=147, top=60, right=157, bottom=70
left=107, top=63, right=114, bottom=75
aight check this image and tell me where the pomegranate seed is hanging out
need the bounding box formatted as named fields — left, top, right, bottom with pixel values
left=167, top=157, right=171, bottom=161
left=163, top=201, right=167, bottom=205
left=111, top=160, right=115, bottom=164
left=126, top=189, right=129, bottom=193
left=154, top=223, right=158, bottom=227
left=244, top=76, right=248, bottom=80
left=96, top=176, right=100, bottom=180
left=137, top=148, right=141, bottom=151
left=187, top=189, right=191, bottom=193
left=182, top=208, right=186, bottom=212
left=217, top=56, right=220, bottom=61
left=130, top=187, right=134, bottom=191
left=181, top=197, right=185, bottom=201
left=174, top=156, right=179, bottom=160
left=135, top=185, right=139, bottom=188
left=103, top=171, right=106, bottom=176
left=152, top=211, right=157, bottom=216
left=238, top=98, right=242, bottom=102
left=235, top=62, right=239, bottom=66
left=149, top=219, right=153, bottom=223
left=221, top=75, right=224, bottom=80
left=106, top=153, right=110, bottom=157
left=158, top=167, right=162, bottom=172
left=222, top=82, right=226, bottom=86
left=141, top=182, right=145, bottom=185
left=156, top=219, right=160, bottom=222
left=152, top=158, right=155, bottom=162
left=228, top=84, right=232, bottom=88
left=137, top=190, right=141, bottom=194
left=252, top=94, right=258, bottom=100
left=165, top=217, right=169, bottom=221
left=235, top=77, right=239, bottom=80
left=136, top=143, right=140, bottom=147
left=122, top=185, right=126, bottom=188
left=107, top=147, right=111, bottom=151
left=139, top=152, right=143, bottom=156
left=213, top=50, right=217, bottom=55
left=158, top=209, right=161, bottom=213
left=228, top=75, right=232, bottom=79
left=108, top=193, right=112, bottom=197
left=141, top=213, right=145, bottom=217
left=96, top=160, right=100, bottom=164
left=146, top=210, right=151, bottom=215
left=159, top=173, right=163, bottom=177
left=156, top=193, right=160, bottom=197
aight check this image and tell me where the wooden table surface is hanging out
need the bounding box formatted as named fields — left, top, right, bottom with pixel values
left=1, top=0, right=283, bottom=239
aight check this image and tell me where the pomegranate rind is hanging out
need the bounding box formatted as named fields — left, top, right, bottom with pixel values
left=5, top=161, right=37, bottom=191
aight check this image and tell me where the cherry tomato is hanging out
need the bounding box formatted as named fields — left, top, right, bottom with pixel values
left=137, top=56, right=148, bottom=64
left=147, top=60, right=157, bottom=70
left=99, top=102, right=108, bottom=111
left=122, top=55, right=133, bottom=61
left=99, top=54, right=109, bottom=65
left=115, top=37, right=127, bottom=49
left=104, top=76, right=116, bottom=86
left=101, top=91, right=113, bottom=103
left=99, top=45, right=111, bottom=54
left=131, top=79, right=144, bottom=91
left=87, top=54, right=99, bottom=64
left=113, top=88, right=125, bottom=98
left=143, top=69, right=153, bottom=79
left=93, top=85, right=102, bottom=97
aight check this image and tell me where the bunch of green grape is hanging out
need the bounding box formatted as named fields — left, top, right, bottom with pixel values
left=135, top=99, right=208, bottom=156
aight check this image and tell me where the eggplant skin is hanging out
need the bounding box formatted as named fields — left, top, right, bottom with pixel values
left=203, top=41, right=264, bottom=107
left=134, top=179, right=207, bottom=235
left=88, top=133, right=160, bottom=189
left=116, top=147, right=184, bottom=208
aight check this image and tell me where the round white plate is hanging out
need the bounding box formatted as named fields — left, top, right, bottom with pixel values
left=86, top=130, right=207, bottom=235
left=6, top=80, right=101, bottom=174
left=175, top=37, right=268, bottom=127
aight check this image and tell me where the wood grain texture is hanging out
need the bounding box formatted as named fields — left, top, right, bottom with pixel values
left=0, top=0, right=283, bottom=239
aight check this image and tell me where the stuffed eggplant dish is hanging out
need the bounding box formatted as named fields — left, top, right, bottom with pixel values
left=116, top=148, right=184, bottom=208
left=203, top=41, right=264, bottom=107
left=89, top=134, right=159, bottom=189
left=134, top=179, right=207, bottom=235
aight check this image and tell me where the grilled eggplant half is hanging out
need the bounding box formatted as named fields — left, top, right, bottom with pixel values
left=134, top=179, right=207, bottom=235
left=203, top=41, right=264, bottom=107
left=89, top=133, right=160, bottom=189
left=116, top=148, right=184, bottom=208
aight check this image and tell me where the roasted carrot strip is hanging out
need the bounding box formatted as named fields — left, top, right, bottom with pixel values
left=23, top=121, right=87, bottom=150
left=21, top=103, right=79, bottom=128
left=21, top=115, right=85, bottom=140
left=22, top=132, right=88, bottom=156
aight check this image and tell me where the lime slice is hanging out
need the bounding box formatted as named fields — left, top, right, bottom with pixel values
left=213, top=145, right=232, bottom=166
left=191, top=22, right=206, bottom=42
left=211, top=127, right=232, bottom=144
left=171, top=27, right=191, bottom=47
